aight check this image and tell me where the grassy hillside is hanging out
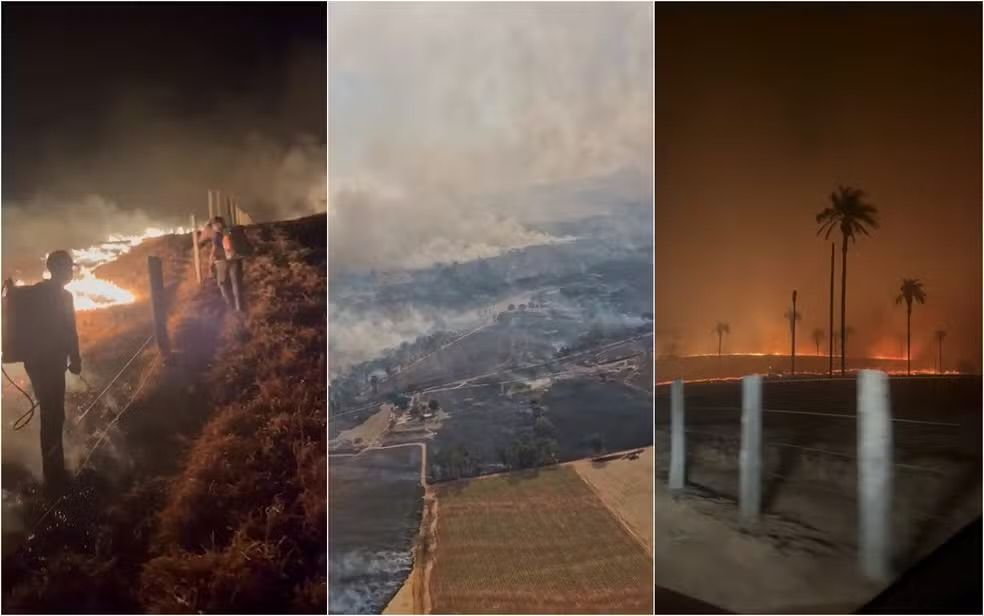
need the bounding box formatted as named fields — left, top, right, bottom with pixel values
left=2, top=214, right=326, bottom=613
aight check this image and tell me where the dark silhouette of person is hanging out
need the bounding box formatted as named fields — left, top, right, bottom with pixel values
left=203, top=216, right=244, bottom=312
left=24, top=250, right=81, bottom=497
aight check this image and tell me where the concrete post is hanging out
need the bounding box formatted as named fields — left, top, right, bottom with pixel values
left=740, top=375, right=762, bottom=522
left=147, top=256, right=171, bottom=356
left=857, top=369, right=893, bottom=581
left=669, top=379, right=685, bottom=491
left=190, top=214, right=202, bottom=285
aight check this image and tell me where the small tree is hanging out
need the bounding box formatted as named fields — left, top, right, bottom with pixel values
left=812, top=327, right=825, bottom=356
left=534, top=416, right=555, bottom=438
left=508, top=304, right=515, bottom=311
left=712, top=322, right=730, bottom=357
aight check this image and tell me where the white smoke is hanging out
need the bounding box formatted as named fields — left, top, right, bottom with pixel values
left=328, top=187, right=574, bottom=272
left=329, top=303, right=490, bottom=376
left=328, top=549, right=413, bottom=615
left=328, top=2, right=653, bottom=273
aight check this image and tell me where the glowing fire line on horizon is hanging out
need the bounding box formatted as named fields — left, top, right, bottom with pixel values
left=20, top=227, right=187, bottom=311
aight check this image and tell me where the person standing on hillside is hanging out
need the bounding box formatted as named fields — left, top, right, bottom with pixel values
left=207, top=216, right=246, bottom=312
left=22, top=251, right=81, bottom=497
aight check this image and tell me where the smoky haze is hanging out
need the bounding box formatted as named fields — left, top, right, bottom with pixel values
left=655, top=4, right=982, bottom=372
left=2, top=4, right=326, bottom=277
left=328, top=2, right=655, bottom=273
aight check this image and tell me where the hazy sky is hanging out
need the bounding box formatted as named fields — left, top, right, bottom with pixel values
left=2, top=3, right=325, bottom=276
left=328, top=2, right=654, bottom=272
left=655, top=4, right=982, bottom=370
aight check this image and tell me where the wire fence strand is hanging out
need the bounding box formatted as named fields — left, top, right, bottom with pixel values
left=76, top=334, right=155, bottom=423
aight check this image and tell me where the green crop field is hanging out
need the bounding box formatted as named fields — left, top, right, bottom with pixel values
left=430, top=465, right=652, bottom=614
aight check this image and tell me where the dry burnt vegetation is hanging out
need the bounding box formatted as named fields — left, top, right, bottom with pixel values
left=2, top=215, right=326, bottom=614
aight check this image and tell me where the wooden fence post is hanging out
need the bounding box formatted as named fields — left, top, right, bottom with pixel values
left=858, top=369, right=893, bottom=581
left=190, top=214, right=202, bottom=285
left=208, top=190, right=214, bottom=220
left=669, top=379, right=686, bottom=491
left=740, top=374, right=763, bottom=522
left=147, top=256, right=171, bottom=356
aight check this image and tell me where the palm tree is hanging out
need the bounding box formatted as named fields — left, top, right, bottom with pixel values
left=784, top=290, right=801, bottom=375
left=934, top=329, right=946, bottom=374
left=712, top=322, right=730, bottom=357
left=895, top=278, right=926, bottom=376
left=816, top=186, right=879, bottom=375
left=812, top=327, right=825, bottom=356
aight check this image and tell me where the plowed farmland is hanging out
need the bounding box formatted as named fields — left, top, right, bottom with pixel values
left=429, top=466, right=652, bottom=614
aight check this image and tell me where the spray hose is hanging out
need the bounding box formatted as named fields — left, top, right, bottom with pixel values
left=1, top=333, right=151, bottom=431
left=2, top=366, right=39, bottom=431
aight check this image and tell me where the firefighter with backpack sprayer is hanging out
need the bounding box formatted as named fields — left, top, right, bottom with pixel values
left=1, top=250, right=81, bottom=498
left=201, top=216, right=251, bottom=312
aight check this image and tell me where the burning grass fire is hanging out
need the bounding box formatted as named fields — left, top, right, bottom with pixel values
left=26, top=227, right=186, bottom=311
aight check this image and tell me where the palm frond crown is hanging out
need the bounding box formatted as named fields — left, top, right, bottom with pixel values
left=896, top=278, right=927, bottom=307
left=815, top=185, right=880, bottom=242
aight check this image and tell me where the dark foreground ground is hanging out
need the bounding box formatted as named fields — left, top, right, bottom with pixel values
left=654, top=375, right=982, bottom=578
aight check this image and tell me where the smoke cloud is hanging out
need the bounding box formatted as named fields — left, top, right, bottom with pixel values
left=328, top=2, right=654, bottom=273
left=2, top=5, right=326, bottom=273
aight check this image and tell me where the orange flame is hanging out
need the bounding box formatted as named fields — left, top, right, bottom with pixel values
left=39, top=227, right=186, bottom=311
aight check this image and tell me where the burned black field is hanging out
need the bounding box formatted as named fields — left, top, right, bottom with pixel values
left=328, top=447, right=424, bottom=615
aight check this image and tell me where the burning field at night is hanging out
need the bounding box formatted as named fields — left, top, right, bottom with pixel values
left=2, top=215, right=327, bottom=612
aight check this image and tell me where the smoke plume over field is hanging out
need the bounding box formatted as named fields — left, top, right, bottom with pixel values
left=2, top=5, right=326, bottom=273
left=328, top=3, right=654, bottom=273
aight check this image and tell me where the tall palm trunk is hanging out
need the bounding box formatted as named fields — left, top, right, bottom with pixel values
left=840, top=238, right=848, bottom=375
left=829, top=242, right=834, bottom=376
left=906, top=304, right=911, bottom=376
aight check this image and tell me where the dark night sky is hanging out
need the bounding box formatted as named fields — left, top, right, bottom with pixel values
left=655, top=3, right=982, bottom=370
left=2, top=2, right=325, bottom=275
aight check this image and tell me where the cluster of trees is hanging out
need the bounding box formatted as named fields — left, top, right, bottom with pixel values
left=709, top=186, right=949, bottom=375
left=497, top=434, right=559, bottom=470
left=496, top=398, right=560, bottom=470
left=432, top=443, right=478, bottom=481
left=555, top=321, right=648, bottom=358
